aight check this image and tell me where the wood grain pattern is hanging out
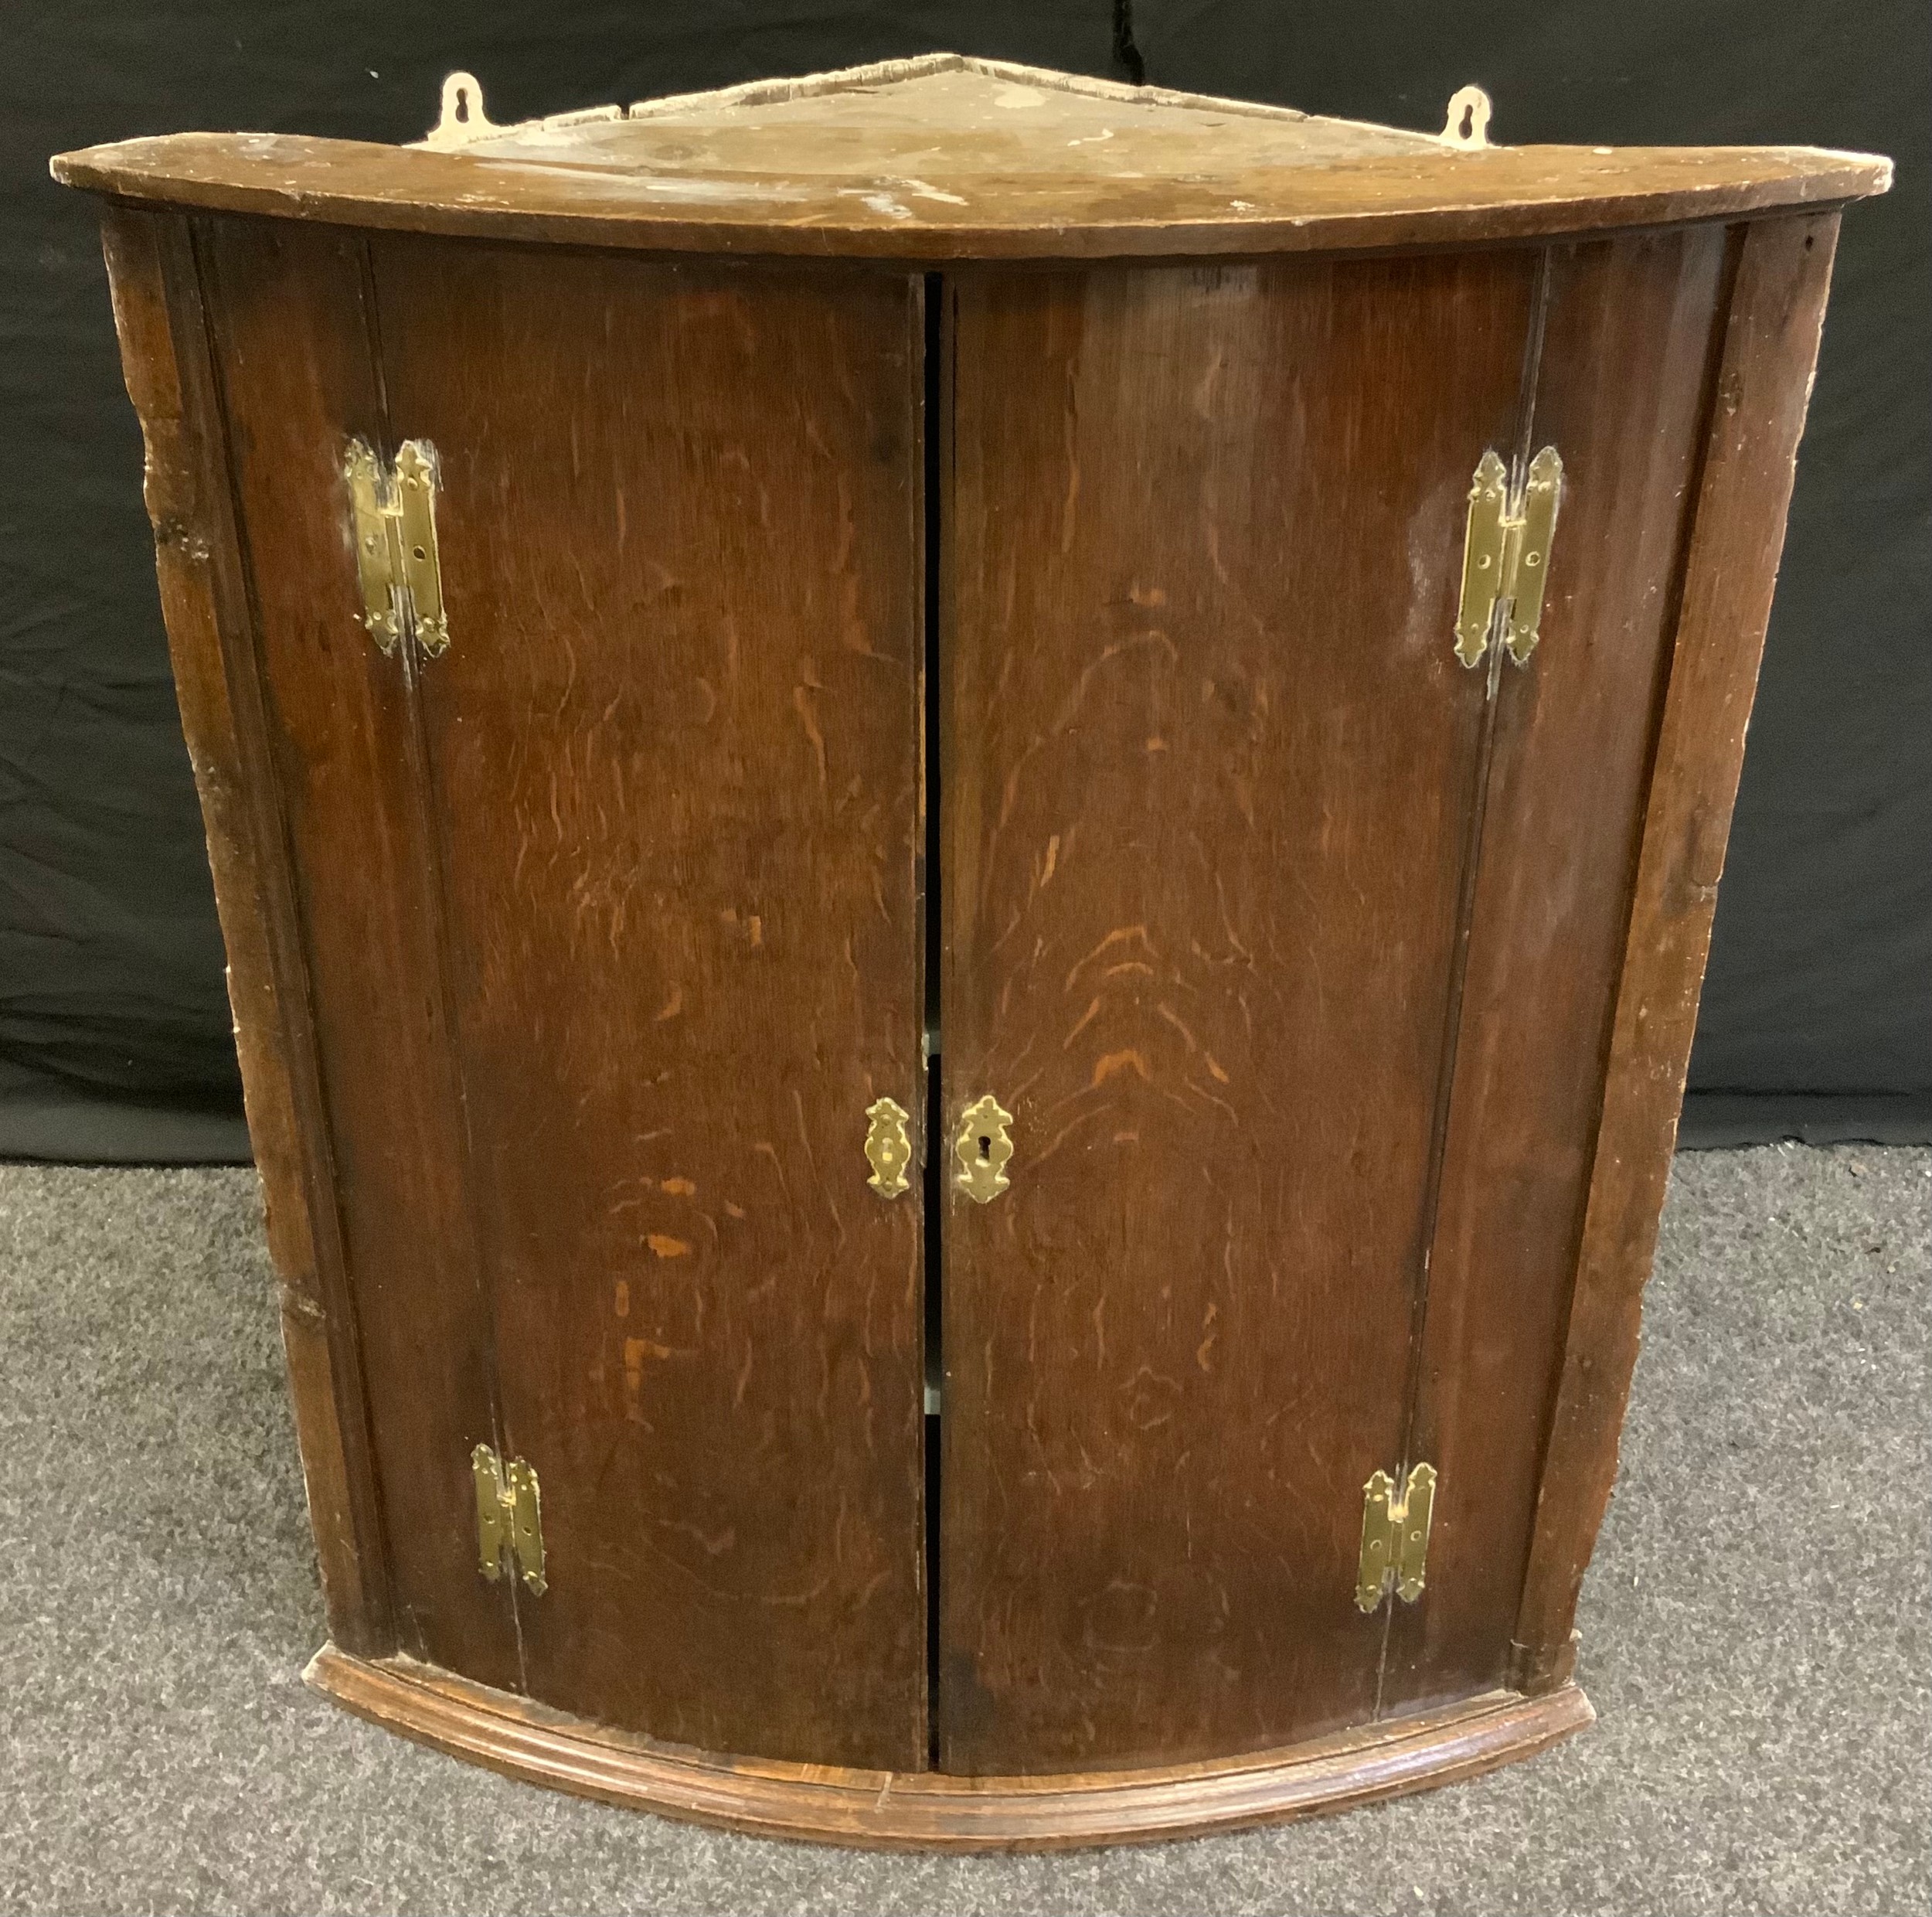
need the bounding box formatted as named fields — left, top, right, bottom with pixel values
left=197, top=216, right=522, bottom=1690
left=97, top=204, right=391, bottom=1657
left=306, top=1643, right=1591, bottom=1849
left=938, top=254, right=1538, bottom=1773
left=1380, top=226, right=1732, bottom=1712
left=52, top=60, right=1888, bottom=267
left=365, top=239, right=929, bottom=1769
left=1511, top=213, right=1843, bottom=1691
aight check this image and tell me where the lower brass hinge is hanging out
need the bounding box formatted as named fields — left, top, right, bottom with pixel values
left=472, top=1442, right=546, bottom=1594
left=1356, top=1461, right=1437, bottom=1612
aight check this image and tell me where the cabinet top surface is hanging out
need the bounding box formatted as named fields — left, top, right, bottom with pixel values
left=53, top=53, right=1889, bottom=260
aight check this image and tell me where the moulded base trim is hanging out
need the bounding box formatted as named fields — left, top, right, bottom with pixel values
left=304, top=1643, right=1594, bottom=1851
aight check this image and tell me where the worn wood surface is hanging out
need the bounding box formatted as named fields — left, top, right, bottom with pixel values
left=938, top=253, right=1539, bottom=1773
left=83, top=83, right=1861, bottom=1798
left=361, top=237, right=929, bottom=1768
left=97, top=204, right=392, bottom=1657
left=1380, top=225, right=1731, bottom=1713
left=51, top=56, right=1888, bottom=264
left=1511, top=213, right=1843, bottom=1690
left=307, top=1643, right=1591, bottom=1848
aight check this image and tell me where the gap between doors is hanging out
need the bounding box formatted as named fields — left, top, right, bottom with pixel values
left=921, top=269, right=947, bottom=1766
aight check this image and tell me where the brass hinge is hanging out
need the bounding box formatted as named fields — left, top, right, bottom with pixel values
left=1454, top=447, right=1563, bottom=669
left=345, top=437, right=449, bottom=658
left=472, top=1442, right=546, bottom=1594
left=1355, top=1461, right=1437, bottom=1612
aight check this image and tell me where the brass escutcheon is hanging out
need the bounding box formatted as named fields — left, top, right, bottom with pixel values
left=863, top=1095, right=913, bottom=1198
left=954, top=1093, right=1015, bottom=1204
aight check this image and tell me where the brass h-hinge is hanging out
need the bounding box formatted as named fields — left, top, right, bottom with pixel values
left=1355, top=1461, right=1437, bottom=1612
left=472, top=1442, right=546, bottom=1595
left=345, top=438, right=449, bottom=658
left=1454, top=447, right=1563, bottom=669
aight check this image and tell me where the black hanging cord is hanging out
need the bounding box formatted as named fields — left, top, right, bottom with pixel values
left=1112, top=0, right=1147, bottom=86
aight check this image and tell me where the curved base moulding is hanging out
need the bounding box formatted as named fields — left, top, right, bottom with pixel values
left=305, top=1645, right=1594, bottom=1851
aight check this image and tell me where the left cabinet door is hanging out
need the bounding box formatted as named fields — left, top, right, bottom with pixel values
left=201, top=219, right=930, bottom=1770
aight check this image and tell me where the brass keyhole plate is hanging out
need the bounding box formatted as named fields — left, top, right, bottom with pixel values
left=863, top=1095, right=913, bottom=1198
left=954, top=1094, right=1015, bottom=1204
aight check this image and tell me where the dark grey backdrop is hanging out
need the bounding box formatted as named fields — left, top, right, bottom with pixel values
left=3, top=2, right=1926, bottom=1161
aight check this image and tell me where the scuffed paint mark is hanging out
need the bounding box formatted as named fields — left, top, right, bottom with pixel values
left=885, top=174, right=968, bottom=206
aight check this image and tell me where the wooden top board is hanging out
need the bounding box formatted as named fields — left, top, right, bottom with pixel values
left=53, top=53, right=1889, bottom=260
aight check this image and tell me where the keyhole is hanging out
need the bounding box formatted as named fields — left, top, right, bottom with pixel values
left=978, top=1135, right=992, bottom=1161
left=1458, top=104, right=1475, bottom=141
left=455, top=87, right=471, bottom=124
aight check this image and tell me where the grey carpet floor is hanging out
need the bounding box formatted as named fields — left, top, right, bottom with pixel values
left=2, top=1148, right=1927, bottom=1917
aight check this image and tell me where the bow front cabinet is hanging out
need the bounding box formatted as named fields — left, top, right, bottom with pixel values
left=54, top=56, right=1886, bottom=1847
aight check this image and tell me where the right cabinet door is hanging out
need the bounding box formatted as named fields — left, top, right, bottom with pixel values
left=937, top=230, right=1728, bottom=1775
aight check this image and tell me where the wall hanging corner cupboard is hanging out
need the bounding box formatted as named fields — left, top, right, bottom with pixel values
left=54, top=56, right=1889, bottom=1848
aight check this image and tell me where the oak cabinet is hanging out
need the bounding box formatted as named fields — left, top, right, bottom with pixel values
left=55, top=55, right=1886, bottom=1847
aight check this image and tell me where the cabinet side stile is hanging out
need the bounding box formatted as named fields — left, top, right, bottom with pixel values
left=1510, top=211, right=1842, bottom=1691
left=97, top=201, right=396, bottom=1657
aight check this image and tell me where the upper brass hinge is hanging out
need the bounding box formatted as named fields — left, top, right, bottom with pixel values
left=1454, top=447, right=1563, bottom=669
left=1356, top=1460, right=1437, bottom=1612
left=345, top=437, right=449, bottom=658
left=472, top=1442, right=546, bottom=1595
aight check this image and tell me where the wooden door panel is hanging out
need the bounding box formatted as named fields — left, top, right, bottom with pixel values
left=366, top=240, right=928, bottom=1769
left=199, top=217, right=519, bottom=1687
left=1383, top=226, right=1730, bottom=1711
left=939, top=256, right=1539, bottom=1772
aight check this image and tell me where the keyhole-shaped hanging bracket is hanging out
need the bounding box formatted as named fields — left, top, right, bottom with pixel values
left=954, top=1094, right=1015, bottom=1204
left=425, top=71, right=503, bottom=150
left=1440, top=84, right=1492, bottom=151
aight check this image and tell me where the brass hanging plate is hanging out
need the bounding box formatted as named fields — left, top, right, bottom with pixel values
left=472, top=1442, right=546, bottom=1595
left=954, top=1093, right=1015, bottom=1204
left=1438, top=83, right=1493, bottom=150
left=344, top=435, right=448, bottom=658
left=863, top=1095, right=913, bottom=1198
left=1454, top=446, right=1564, bottom=669
left=1355, top=1460, right=1437, bottom=1612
